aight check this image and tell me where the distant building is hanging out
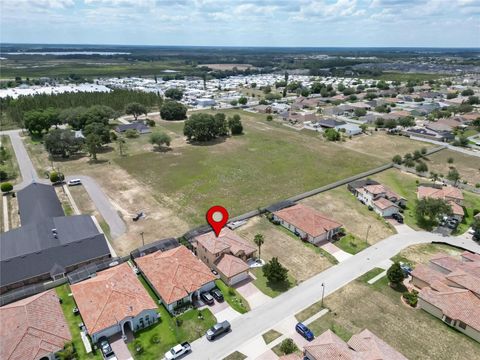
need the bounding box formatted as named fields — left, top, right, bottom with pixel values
left=417, top=185, right=464, bottom=221
left=196, top=98, right=216, bottom=107
left=115, top=121, right=151, bottom=134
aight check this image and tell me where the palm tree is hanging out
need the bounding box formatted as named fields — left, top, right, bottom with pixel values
left=254, top=233, right=265, bottom=260
left=430, top=172, right=439, bottom=182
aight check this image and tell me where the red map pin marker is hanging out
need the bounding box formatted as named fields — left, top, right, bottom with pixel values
left=206, top=205, right=229, bottom=237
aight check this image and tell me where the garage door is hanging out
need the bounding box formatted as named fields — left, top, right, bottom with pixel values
left=229, top=271, right=250, bottom=286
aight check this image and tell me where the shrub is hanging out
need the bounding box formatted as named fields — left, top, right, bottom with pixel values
left=133, top=340, right=143, bottom=354
left=387, top=262, right=405, bottom=287
left=392, top=155, right=402, bottom=164
left=403, top=290, right=418, bottom=307
left=447, top=157, right=454, bottom=164
left=0, top=169, right=8, bottom=181
left=150, top=334, right=160, bottom=344
left=125, top=129, right=139, bottom=138
left=279, top=338, right=298, bottom=355
left=160, top=100, right=187, bottom=120
left=1, top=182, right=13, bottom=193
left=266, top=115, right=273, bottom=121
left=146, top=119, right=156, bottom=127
left=49, top=171, right=64, bottom=183
left=475, top=183, right=480, bottom=189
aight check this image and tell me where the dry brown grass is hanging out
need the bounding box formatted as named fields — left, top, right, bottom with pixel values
left=236, top=216, right=332, bottom=282
left=425, top=149, right=480, bottom=186
left=300, top=186, right=396, bottom=245
left=392, top=243, right=464, bottom=265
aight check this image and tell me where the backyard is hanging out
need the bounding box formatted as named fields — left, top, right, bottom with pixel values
left=425, top=149, right=480, bottom=186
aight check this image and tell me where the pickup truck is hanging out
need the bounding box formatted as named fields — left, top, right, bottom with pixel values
left=164, top=342, right=191, bottom=360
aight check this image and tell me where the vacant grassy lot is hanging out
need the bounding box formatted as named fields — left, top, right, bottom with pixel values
left=0, top=135, right=20, bottom=183
left=251, top=267, right=296, bottom=298
left=262, top=329, right=282, bottom=344
left=391, top=243, right=464, bottom=266
left=236, top=216, right=333, bottom=282
left=307, top=277, right=480, bottom=360
left=426, top=149, right=480, bottom=186
left=301, top=186, right=396, bottom=247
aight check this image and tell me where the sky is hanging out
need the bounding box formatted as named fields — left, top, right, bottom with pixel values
left=1, top=0, right=480, bottom=47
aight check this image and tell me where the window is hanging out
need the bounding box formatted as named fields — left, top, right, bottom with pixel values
left=444, top=316, right=453, bottom=324
left=458, top=321, right=467, bottom=330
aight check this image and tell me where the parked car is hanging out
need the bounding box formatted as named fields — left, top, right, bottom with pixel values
left=67, top=179, right=82, bottom=186
left=206, top=320, right=231, bottom=340
left=392, top=213, right=403, bottom=223
left=210, top=288, right=224, bottom=302
left=201, top=292, right=214, bottom=305
left=295, top=323, right=314, bottom=341
left=399, top=262, right=413, bottom=276
left=211, top=268, right=219, bottom=276
left=447, top=219, right=458, bottom=229
left=99, top=338, right=116, bottom=360
left=165, top=342, right=191, bottom=360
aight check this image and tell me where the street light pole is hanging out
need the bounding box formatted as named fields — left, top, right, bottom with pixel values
left=365, top=224, right=371, bottom=245
left=321, top=282, right=325, bottom=308
left=140, top=231, right=145, bottom=247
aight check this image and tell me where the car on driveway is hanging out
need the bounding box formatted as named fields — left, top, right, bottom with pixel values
left=165, top=342, right=191, bottom=360
left=210, top=288, right=224, bottom=302
left=295, top=322, right=314, bottom=341
left=392, top=213, right=403, bottom=223
left=99, top=338, right=117, bottom=360
left=399, top=262, right=412, bottom=276
left=201, top=292, right=214, bottom=305
left=206, top=320, right=231, bottom=340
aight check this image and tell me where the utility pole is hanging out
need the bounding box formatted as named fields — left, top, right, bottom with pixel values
left=321, top=283, right=325, bottom=308
left=365, top=224, right=371, bottom=245
left=140, top=231, right=145, bottom=247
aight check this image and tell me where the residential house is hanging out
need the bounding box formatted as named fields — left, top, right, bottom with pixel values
left=336, top=123, right=362, bottom=136
left=381, top=110, right=411, bottom=121
left=303, top=328, right=407, bottom=360
left=193, top=228, right=256, bottom=286
left=273, top=204, right=343, bottom=245
left=0, top=183, right=111, bottom=294
left=71, top=263, right=158, bottom=343
left=135, top=246, right=216, bottom=313
left=353, top=182, right=406, bottom=218
left=404, top=127, right=454, bottom=142
left=130, top=237, right=179, bottom=259
left=0, top=290, right=72, bottom=360
left=411, top=252, right=480, bottom=342
left=317, top=118, right=346, bottom=129
left=115, top=121, right=151, bottom=134
left=252, top=104, right=272, bottom=114
left=417, top=185, right=464, bottom=221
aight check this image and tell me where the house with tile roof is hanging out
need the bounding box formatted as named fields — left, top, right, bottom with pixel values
left=302, top=328, right=407, bottom=360
left=135, top=246, right=216, bottom=313
left=352, top=182, right=406, bottom=218
left=0, top=290, right=72, bottom=360
left=70, top=262, right=158, bottom=343
left=193, top=228, right=256, bottom=286
left=417, top=185, right=464, bottom=221
left=410, top=251, right=480, bottom=342
left=273, top=204, right=343, bottom=245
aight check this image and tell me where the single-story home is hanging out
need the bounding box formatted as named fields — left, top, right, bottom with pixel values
left=417, top=185, right=464, bottom=221
left=135, top=246, right=216, bottom=313
left=193, top=228, right=256, bottom=286
left=115, top=122, right=151, bottom=134
left=0, top=290, right=72, bottom=360
left=303, top=328, right=407, bottom=360
left=335, top=123, right=362, bottom=136
left=71, top=262, right=158, bottom=343
left=273, top=204, right=343, bottom=245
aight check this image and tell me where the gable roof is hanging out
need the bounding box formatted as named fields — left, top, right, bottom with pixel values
left=17, top=183, right=64, bottom=226
left=71, top=263, right=157, bottom=335
left=304, top=329, right=354, bottom=359
left=347, top=329, right=408, bottom=360
left=274, top=204, right=343, bottom=238
left=194, top=228, right=256, bottom=256
left=215, top=254, right=249, bottom=278
left=373, top=197, right=398, bottom=210
left=0, top=290, right=71, bottom=360
left=411, top=263, right=446, bottom=286
left=135, top=246, right=216, bottom=305
left=417, top=185, right=463, bottom=202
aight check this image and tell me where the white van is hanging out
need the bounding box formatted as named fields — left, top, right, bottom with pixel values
left=67, top=179, right=82, bottom=186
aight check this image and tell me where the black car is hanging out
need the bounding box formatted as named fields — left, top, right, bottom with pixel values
left=201, top=292, right=214, bottom=305
left=99, top=338, right=115, bottom=359
left=392, top=213, right=403, bottom=223
left=206, top=320, right=231, bottom=340
left=210, top=288, right=224, bottom=302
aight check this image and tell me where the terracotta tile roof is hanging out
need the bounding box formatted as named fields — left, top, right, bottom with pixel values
left=135, top=246, right=216, bottom=305
left=429, top=253, right=463, bottom=272
left=411, top=263, right=446, bottom=286
left=304, top=329, right=355, bottom=359
left=0, top=290, right=72, bottom=360
left=461, top=251, right=480, bottom=262
left=195, top=228, right=256, bottom=256
left=71, top=262, right=157, bottom=335
left=417, top=185, right=463, bottom=202
left=215, top=254, right=249, bottom=278
left=274, top=204, right=343, bottom=238
left=279, top=354, right=302, bottom=360
left=363, top=184, right=386, bottom=195
left=373, top=197, right=398, bottom=210
left=348, top=329, right=408, bottom=360
left=419, top=286, right=480, bottom=331
left=449, top=201, right=465, bottom=216
left=446, top=270, right=480, bottom=295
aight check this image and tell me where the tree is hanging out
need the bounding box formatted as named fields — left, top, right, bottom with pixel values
left=421, top=147, right=427, bottom=155
left=354, top=108, right=367, bottom=117
left=472, top=218, right=480, bottom=242
left=149, top=131, right=172, bottom=149
left=230, top=99, right=238, bottom=106
left=360, top=123, right=368, bottom=133
left=279, top=338, right=298, bottom=355
left=183, top=113, right=228, bottom=142
left=160, top=100, right=187, bottom=120
left=238, top=96, right=248, bottom=105
left=387, top=262, right=405, bottom=288
left=49, top=171, right=64, bottom=183
left=253, top=234, right=264, bottom=259
left=44, top=129, right=83, bottom=158
left=125, top=102, right=147, bottom=120
left=461, top=88, right=474, bottom=96
left=398, top=116, right=415, bottom=127
left=415, top=197, right=452, bottom=226
left=228, top=114, right=243, bottom=135
left=266, top=115, right=273, bottom=121
left=263, top=85, right=272, bottom=94
left=164, top=88, right=184, bottom=101
left=430, top=172, right=439, bottom=182
left=1, top=182, right=13, bottom=193
left=124, top=129, right=139, bottom=138
left=24, top=108, right=59, bottom=134
left=392, top=155, right=402, bottom=164
left=416, top=161, right=428, bottom=173
left=468, top=96, right=479, bottom=105
left=404, top=158, right=415, bottom=168
left=117, top=136, right=127, bottom=156
left=83, top=122, right=110, bottom=144
left=262, top=257, right=288, bottom=283
left=85, top=133, right=102, bottom=161
left=323, top=128, right=341, bottom=141
left=447, top=157, right=454, bottom=164
left=447, top=167, right=460, bottom=186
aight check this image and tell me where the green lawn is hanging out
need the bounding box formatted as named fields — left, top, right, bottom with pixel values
left=335, top=233, right=369, bottom=255
left=223, top=351, right=247, bottom=360
left=295, top=300, right=325, bottom=323
left=455, top=191, right=480, bottom=235
left=271, top=338, right=300, bottom=357
left=356, top=267, right=385, bottom=283
left=215, top=280, right=250, bottom=314
left=262, top=329, right=282, bottom=344
left=0, top=135, right=20, bottom=183
left=251, top=267, right=296, bottom=298
left=129, top=275, right=217, bottom=360
left=115, top=109, right=386, bottom=226
left=55, top=284, right=102, bottom=360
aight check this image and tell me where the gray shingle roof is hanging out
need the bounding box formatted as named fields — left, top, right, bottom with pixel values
left=17, top=183, right=64, bottom=226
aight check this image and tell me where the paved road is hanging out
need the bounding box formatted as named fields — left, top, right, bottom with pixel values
left=1, top=129, right=126, bottom=239
left=410, top=136, right=480, bottom=157
left=190, top=231, right=480, bottom=359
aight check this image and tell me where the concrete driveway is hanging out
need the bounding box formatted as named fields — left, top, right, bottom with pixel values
left=235, top=278, right=271, bottom=309
left=321, top=242, right=352, bottom=262
left=110, top=336, right=133, bottom=360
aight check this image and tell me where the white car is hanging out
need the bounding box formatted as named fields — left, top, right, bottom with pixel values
left=67, top=179, right=82, bottom=186
left=165, top=342, right=191, bottom=360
